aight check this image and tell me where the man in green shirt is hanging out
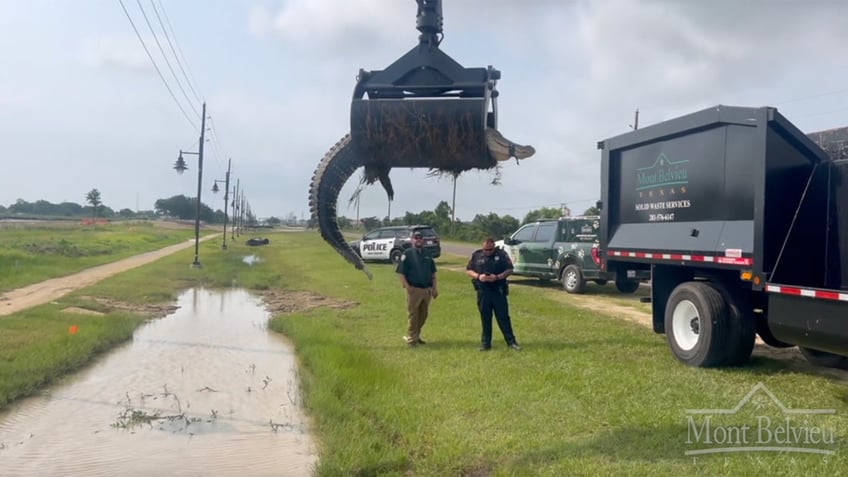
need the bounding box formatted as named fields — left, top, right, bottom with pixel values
left=396, top=231, right=438, bottom=346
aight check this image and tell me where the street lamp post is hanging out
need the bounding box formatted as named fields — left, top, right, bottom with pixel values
left=173, top=102, right=207, bottom=268
left=231, top=178, right=240, bottom=240
left=212, top=158, right=232, bottom=250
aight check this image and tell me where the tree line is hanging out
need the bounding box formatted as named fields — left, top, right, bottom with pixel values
left=0, top=193, right=233, bottom=224
left=338, top=201, right=600, bottom=241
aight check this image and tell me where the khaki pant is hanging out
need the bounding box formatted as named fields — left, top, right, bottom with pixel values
left=406, top=287, right=432, bottom=343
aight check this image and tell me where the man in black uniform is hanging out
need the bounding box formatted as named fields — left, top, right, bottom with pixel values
left=396, top=231, right=438, bottom=346
left=466, top=237, right=520, bottom=351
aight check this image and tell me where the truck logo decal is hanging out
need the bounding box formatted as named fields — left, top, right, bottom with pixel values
left=633, top=153, right=692, bottom=221
left=636, top=153, right=689, bottom=192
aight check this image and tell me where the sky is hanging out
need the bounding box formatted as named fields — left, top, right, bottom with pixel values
left=3, top=0, right=848, bottom=223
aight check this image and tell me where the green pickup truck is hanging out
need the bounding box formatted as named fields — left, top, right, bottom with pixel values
left=496, top=216, right=642, bottom=294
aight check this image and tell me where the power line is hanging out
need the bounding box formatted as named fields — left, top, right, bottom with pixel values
left=207, top=115, right=229, bottom=167
left=773, top=87, right=848, bottom=106
left=155, top=0, right=205, bottom=104
left=135, top=0, right=201, bottom=119
left=117, top=0, right=198, bottom=131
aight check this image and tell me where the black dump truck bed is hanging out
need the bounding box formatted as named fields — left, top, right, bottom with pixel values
left=599, top=105, right=848, bottom=292
left=598, top=105, right=848, bottom=367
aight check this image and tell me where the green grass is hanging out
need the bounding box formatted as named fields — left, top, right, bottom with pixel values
left=265, top=233, right=848, bottom=476
left=0, top=230, right=846, bottom=476
left=0, top=221, right=197, bottom=292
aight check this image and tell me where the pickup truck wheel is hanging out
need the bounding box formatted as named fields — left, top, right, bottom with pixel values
left=594, top=279, right=608, bottom=286
left=390, top=249, right=403, bottom=264
left=561, top=264, right=586, bottom=294
left=615, top=279, right=640, bottom=293
left=665, top=282, right=730, bottom=367
left=799, top=348, right=848, bottom=370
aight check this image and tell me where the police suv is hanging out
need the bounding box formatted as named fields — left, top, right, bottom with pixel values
left=349, top=225, right=441, bottom=263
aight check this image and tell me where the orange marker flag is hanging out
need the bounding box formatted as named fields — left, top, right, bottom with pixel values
left=69, top=325, right=79, bottom=335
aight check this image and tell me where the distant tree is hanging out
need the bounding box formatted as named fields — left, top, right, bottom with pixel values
left=361, top=216, right=381, bottom=230
left=336, top=216, right=352, bottom=229
left=154, top=195, right=217, bottom=222
left=582, top=204, right=601, bottom=216
left=86, top=189, right=102, bottom=221
left=266, top=216, right=282, bottom=226
left=118, top=208, right=135, bottom=218
left=522, top=206, right=562, bottom=225
left=471, top=213, right=520, bottom=240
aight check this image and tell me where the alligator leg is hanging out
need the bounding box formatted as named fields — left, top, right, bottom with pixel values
left=308, top=134, right=373, bottom=279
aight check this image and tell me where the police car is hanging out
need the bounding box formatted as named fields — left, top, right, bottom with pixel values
left=349, top=225, right=441, bottom=263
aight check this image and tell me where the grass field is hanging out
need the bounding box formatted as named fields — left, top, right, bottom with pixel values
left=266, top=234, right=848, bottom=476
left=0, top=221, right=197, bottom=293
left=0, top=229, right=846, bottom=476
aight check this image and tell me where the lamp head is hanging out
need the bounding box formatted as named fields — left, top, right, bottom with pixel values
left=174, top=152, right=188, bottom=174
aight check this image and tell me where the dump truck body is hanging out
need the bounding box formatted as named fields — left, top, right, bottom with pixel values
left=599, top=105, right=848, bottom=368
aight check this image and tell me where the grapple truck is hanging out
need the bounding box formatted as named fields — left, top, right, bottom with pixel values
left=598, top=105, right=848, bottom=368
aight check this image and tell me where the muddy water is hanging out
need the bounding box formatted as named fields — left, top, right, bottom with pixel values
left=0, top=288, right=317, bottom=476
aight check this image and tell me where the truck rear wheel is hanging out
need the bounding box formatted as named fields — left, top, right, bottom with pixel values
left=615, top=279, right=640, bottom=294
left=707, top=283, right=755, bottom=366
left=799, top=348, right=848, bottom=370
left=561, top=264, right=586, bottom=294
left=665, top=282, right=731, bottom=367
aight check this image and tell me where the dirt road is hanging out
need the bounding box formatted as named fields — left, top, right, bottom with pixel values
left=0, top=235, right=218, bottom=316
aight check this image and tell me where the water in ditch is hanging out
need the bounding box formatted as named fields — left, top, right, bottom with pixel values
left=0, top=288, right=316, bottom=476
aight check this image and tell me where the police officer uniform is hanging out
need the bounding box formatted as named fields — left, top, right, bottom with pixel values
left=466, top=247, right=520, bottom=351
left=396, top=242, right=437, bottom=346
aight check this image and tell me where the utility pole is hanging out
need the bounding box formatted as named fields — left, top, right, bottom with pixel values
left=451, top=172, right=458, bottom=235
left=631, top=109, right=639, bottom=130
left=221, top=158, right=231, bottom=250
left=232, top=178, right=239, bottom=240
left=173, top=102, right=206, bottom=268
left=192, top=102, right=206, bottom=268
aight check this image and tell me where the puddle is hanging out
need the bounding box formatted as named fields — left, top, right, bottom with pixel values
left=0, top=288, right=317, bottom=476
left=243, top=255, right=261, bottom=265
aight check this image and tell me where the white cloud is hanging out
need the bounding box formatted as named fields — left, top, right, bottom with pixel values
left=250, top=0, right=408, bottom=52
left=79, top=36, right=154, bottom=73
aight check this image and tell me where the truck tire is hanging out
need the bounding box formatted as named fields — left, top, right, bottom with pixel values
left=799, top=348, right=848, bottom=370
left=561, top=264, right=586, bottom=294
left=664, top=282, right=731, bottom=367
left=390, top=249, right=403, bottom=264
left=706, top=283, right=755, bottom=366
left=615, top=279, right=640, bottom=294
